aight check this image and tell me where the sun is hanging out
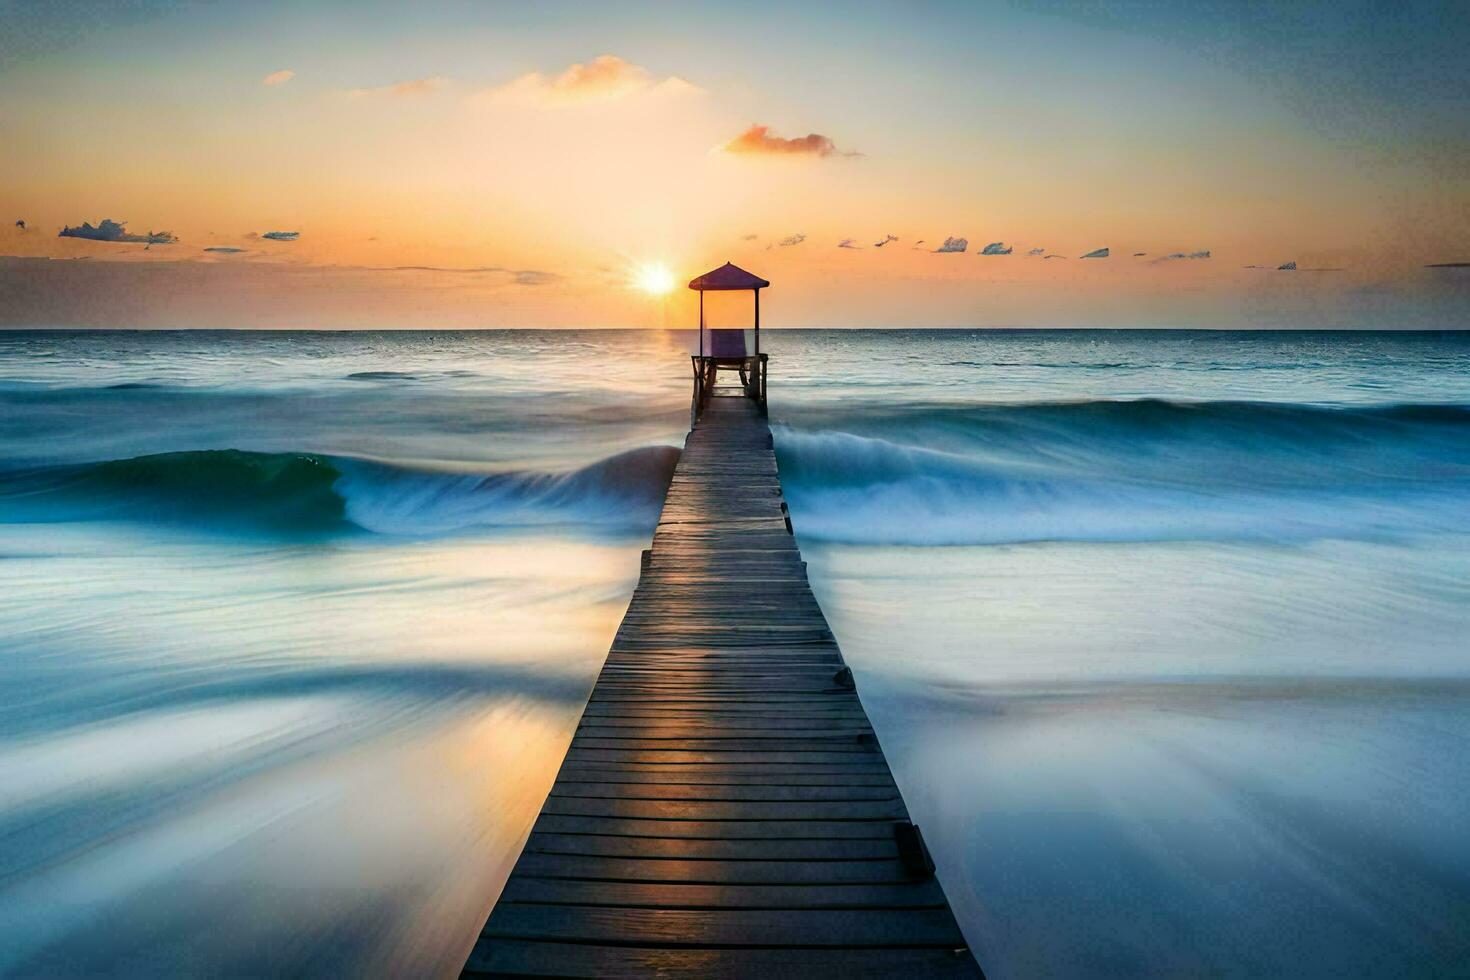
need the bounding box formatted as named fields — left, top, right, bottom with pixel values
left=633, top=262, right=676, bottom=295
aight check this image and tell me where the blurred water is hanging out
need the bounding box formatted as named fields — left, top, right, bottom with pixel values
left=1, top=329, right=1468, bottom=976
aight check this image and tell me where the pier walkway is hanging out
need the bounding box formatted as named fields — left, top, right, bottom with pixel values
left=462, top=392, right=982, bottom=977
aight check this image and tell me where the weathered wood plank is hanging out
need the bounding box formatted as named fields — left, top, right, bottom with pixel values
left=497, top=877, right=948, bottom=909
left=525, top=833, right=901, bottom=861
left=482, top=906, right=968, bottom=947
left=466, top=940, right=982, bottom=979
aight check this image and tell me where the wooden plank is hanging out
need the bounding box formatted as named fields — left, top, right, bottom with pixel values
left=509, top=853, right=917, bottom=885
left=466, top=941, right=982, bottom=979
left=539, top=797, right=906, bottom=821
left=497, top=877, right=949, bottom=909
left=463, top=391, right=981, bottom=977
left=482, top=906, right=968, bottom=947
left=531, top=815, right=902, bottom=840
left=525, top=833, right=900, bottom=861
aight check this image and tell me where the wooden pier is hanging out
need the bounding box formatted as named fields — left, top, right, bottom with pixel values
left=462, top=389, right=982, bottom=977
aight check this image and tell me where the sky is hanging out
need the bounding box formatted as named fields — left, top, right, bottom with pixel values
left=1, top=0, right=1467, bottom=328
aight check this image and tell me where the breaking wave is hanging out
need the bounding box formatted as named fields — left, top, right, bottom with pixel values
left=773, top=399, right=1470, bottom=545
left=0, top=445, right=680, bottom=536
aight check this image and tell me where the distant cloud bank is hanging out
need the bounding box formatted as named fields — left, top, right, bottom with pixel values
left=59, top=219, right=176, bottom=244
left=723, top=124, right=849, bottom=158
left=486, top=55, right=695, bottom=105
left=347, top=76, right=450, bottom=98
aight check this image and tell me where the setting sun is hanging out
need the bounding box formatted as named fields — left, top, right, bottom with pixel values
left=633, top=263, right=676, bottom=295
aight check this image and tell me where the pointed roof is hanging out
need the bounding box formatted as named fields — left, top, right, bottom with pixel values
left=688, top=262, right=770, bottom=291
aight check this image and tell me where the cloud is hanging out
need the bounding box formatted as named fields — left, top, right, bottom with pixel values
left=262, top=69, right=295, bottom=87
left=1424, top=262, right=1470, bottom=268
left=1080, top=247, right=1110, bottom=258
left=874, top=235, right=898, bottom=248
left=777, top=233, right=806, bottom=247
left=1026, top=247, right=1045, bottom=256
left=935, top=237, right=968, bottom=253
left=514, top=270, right=560, bottom=286
left=486, top=55, right=693, bottom=105
left=722, top=124, right=851, bottom=158
left=979, top=241, right=1012, bottom=255
left=1133, top=252, right=1147, bottom=257
left=838, top=238, right=862, bottom=249
left=1155, top=249, right=1211, bottom=262
left=742, top=233, right=759, bottom=241
left=59, top=218, right=176, bottom=245
left=203, top=247, right=246, bottom=254
left=1044, top=254, right=1066, bottom=259
left=1278, top=261, right=1297, bottom=270
left=347, top=76, right=450, bottom=98
left=261, top=231, right=299, bottom=241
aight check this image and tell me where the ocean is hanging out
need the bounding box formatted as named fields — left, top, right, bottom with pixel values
left=1, top=328, right=1468, bottom=977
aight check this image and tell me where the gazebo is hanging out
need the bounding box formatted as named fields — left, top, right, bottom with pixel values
left=688, top=262, right=769, bottom=420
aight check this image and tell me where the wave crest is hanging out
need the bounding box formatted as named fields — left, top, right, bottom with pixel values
left=774, top=399, right=1470, bottom=545
left=0, top=446, right=680, bottom=537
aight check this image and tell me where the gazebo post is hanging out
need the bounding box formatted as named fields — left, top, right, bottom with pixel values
left=699, top=290, right=705, bottom=358
left=753, top=289, right=760, bottom=356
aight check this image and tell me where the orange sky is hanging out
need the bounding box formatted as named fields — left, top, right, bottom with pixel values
left=1, top=2, right=1467, bottom=327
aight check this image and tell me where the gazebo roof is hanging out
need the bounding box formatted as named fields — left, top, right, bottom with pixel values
left=688, top=262, right=770, bottom=291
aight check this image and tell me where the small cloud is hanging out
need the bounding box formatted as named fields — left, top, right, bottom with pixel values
left=1278, top=261, right=1297, bottom=271
left=59, top=218, right=176, bottom=245
left=1044, top=254, right=1066, bottom=260
left=1133, top=252, right=1147, bottom=257
left=742, top=233, right=759, bottom=241
left=1154, top=250, right=1211, bottom=263
left=14, top=219, right=25, bottom=231
left=838, top=238, right=862, bottom=249
left=347, top=76, right=451, bottom=98
left=262, top=69, right=295, bottom=87
left=1026, top=247, right=1045, bottom=256
left=486, top=55, right=692, bottom=105
left=979, top=241, right=1012, bottom=255
left=514, top=269, right=560, bottom=286
left=910, top=240, right=926, bottom=250
left=1424, top=262, right=1470, bottom=268
left=261, top=231, right=300, bottom=241
left=873, top=234, right=898, bottom=248
left=203, top=247, right=246, bottom=254
left=777, top=233, right=806, bottom=247
left=1080, top=247, right=1109, bottom=259
left=722, top=124, right=851, bottom=158
left=935, top=237, right=968, bottom=253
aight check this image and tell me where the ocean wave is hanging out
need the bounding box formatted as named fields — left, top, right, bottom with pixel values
left=773, top=399, right=1470, bottom=545
left=0, top=446, right=679, bottom=537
